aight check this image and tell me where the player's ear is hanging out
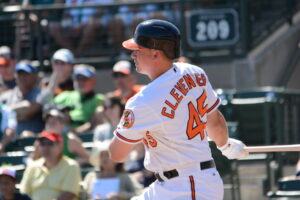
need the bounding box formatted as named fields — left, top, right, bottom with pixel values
left=152, top=51, right=159, bottom=59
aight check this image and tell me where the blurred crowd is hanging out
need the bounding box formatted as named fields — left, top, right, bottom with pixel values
left=1, top=0, right=181, bottom=58
left=0, top=1, right=188, bottom=199
left=0, top=45, right=157, bottom=200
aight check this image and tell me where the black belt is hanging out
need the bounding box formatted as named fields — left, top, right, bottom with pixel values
left=155, top=160, right=215, bottom=182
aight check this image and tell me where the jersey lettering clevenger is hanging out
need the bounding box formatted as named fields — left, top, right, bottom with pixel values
left=114, top=62, right=221, bottom=172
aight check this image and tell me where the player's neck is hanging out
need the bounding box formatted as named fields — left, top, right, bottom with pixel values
left=149, top=59, right=173, bottom=81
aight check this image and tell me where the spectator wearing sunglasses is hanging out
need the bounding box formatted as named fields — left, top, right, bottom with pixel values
left=53, top=64, right=104, bottom=134
left=108, top=60, right=144, bottom=104
left=28, top=108, right=90, bottom=166
left=20, top=131, right=81, bottom=200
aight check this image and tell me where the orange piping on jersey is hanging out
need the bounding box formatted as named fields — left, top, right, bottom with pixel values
left=189, top=176, right=196, bottom=200
left=195, top=73, right=207, bottom=86
left=183, top=74, right=197, bottom=89
left=207, top=98, right=220, bottom=113
left=143, top=138, right=149, bottom=148
left=170, top=88, right=183, bottom=103
left=161, top=107, right=175, bottom=119
left=115, top=131, right=143, bottom=143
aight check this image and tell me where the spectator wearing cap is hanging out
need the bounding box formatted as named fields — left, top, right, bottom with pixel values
left=51, top=49, right=74, bottom=95
left=83, top=140, right=142, bottom=200
left=0, top=61, right=44, bottom=136
left=41, top=49, right=75, bottom=98
left=0, top=167, right=32, bottom=200
left=54, top=64, right=104, bottom=134
left=28, top=107, right=90, bottom=165
left=20, top=131, right=81, bottom=200
left=0, top=46, right=17, bottom=92
left=109, top=60, right=144, bottom=103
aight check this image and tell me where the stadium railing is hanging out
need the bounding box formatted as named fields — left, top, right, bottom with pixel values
left=1, top=0, right=299, bottom=68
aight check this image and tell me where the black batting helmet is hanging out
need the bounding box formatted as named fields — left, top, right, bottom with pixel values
left=122, top=19, right=181, bottom=59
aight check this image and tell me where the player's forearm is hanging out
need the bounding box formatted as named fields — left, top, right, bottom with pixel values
left=109, top=137, right=134, bottom=162
left=206, top=110, right=229, bottom=147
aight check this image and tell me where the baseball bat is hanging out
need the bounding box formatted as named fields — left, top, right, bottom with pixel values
left=244, top=144, right=300, bottom=153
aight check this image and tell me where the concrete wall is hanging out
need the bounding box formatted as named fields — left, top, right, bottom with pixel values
left=199, top=12, right=300, bottom=90
left=94, top=12, right=300, bottom=93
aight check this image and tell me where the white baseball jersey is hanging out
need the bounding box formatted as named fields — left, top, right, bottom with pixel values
left=115, top=62, right=220, bottom=172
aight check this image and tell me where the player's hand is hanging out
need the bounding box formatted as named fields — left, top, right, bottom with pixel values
left=218, top=138, right=249, bottom=159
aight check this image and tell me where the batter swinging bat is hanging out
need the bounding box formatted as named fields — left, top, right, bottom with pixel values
left=244, top=144, right=300, bottom=153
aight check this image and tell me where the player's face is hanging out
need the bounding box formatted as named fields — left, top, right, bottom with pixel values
left=131, top=48, right=153, bottom=75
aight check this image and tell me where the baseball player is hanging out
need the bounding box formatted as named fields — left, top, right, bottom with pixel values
left=108, top=19, right=248, bottom=200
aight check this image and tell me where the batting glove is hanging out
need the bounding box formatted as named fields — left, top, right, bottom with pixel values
left=218, top=138, right=249, bottom=159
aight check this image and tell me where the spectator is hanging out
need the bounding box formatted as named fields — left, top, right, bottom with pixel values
left=108, top=2, right=170, bottom=53
left=49, top=0, right=114, bottom=56
left=53, top=64, right=104, bottom=134
left=124, top=142, right=156, bottom=188
left=109, top=60, right=144, bottom=103
left=0, top=105, right=17, bottom=154
left=83, top=140, right=142, bottom=200
left=20, top=131, right=81, bottom=200
left=40, top=49, right=75, bottom=100
left=93, top=95, right=125, bottom=142
left=0, top=46, right=17, bottom=92
left=0, top=167, right=32, bottom=200
left=0, top=61, right=44, bottom=136
left=50, top=48, right=75, bottom=95
left=29, top=108, right=90, bottom=165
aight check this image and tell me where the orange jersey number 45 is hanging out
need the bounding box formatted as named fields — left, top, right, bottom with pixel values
left=186, top=91, right=207, bottom=140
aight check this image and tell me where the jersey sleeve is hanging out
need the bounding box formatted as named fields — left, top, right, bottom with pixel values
left=203, top=72, right=221, bottom=114
left=114, top=98, right=159, bottom=144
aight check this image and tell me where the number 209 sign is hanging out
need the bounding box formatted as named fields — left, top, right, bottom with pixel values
left=186, top=8, right=239, bottom=47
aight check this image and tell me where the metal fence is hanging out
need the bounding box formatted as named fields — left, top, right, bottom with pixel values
left=0, top=0, right=299, bottom=68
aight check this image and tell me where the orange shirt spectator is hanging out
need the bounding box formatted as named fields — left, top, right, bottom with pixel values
left=110, top=60, right=144, bottom=103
